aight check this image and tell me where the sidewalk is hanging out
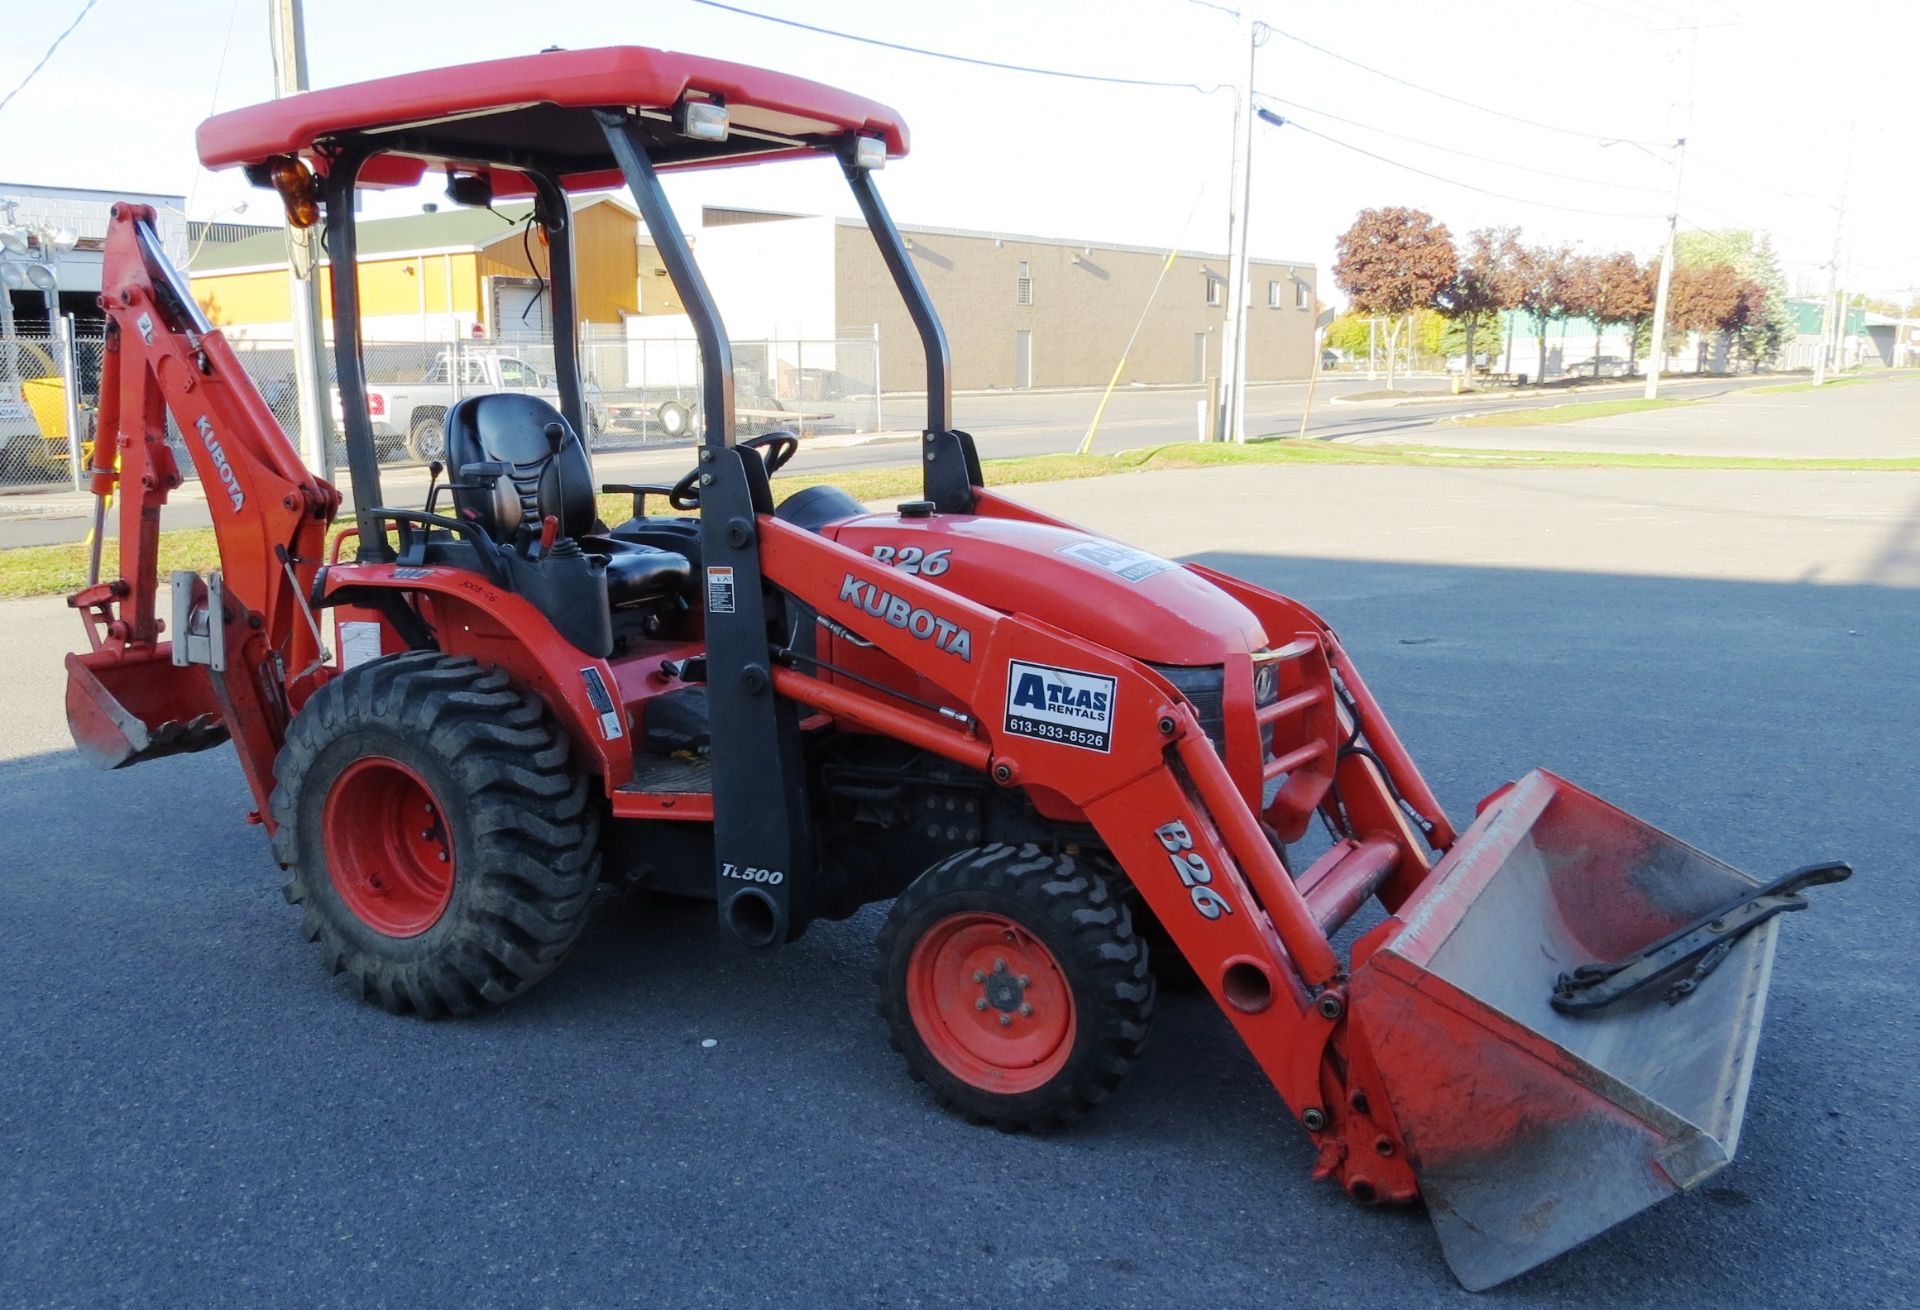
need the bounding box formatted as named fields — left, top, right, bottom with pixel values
left=1347, top=372, right=1920, bottom=461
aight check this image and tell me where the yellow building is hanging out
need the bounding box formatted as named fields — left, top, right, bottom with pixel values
left=188, top=195, right=675, bottom=339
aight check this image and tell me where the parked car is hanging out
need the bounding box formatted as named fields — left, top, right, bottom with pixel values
left=335, top=349, right=608, bottom=461
left=1575, top=355, right=1633, bottom=379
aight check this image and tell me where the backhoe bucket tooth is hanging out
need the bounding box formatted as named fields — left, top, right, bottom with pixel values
left=1351, top=769, right=1793, bottom=1291
left=65, top=649, right=227, bottom=770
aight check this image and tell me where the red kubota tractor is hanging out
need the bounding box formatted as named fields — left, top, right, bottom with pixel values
left=63, top=47, right=1845, bottom=1290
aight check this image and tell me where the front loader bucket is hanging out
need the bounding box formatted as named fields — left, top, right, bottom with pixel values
left=1350, top=769, right=1788, bottom=1291
left=65, top=648, right=226, bottom=770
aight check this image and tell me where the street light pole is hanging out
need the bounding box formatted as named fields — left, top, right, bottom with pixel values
left=1812, top=125, right=1854, bottom=387
left=270, top=0, right=334, bottom=479
left=1216, top=8, right=1259, bottom=443
left=1643, top=136, right=1685, bottom=401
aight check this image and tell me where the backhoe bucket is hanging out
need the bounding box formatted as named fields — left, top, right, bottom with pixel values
left=1351, top=769, right=1783, bottom=1291
left=65, top=648, right=227, bottom=770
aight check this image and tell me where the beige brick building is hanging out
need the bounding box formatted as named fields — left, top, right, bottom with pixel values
left=702, top=208, right=1318, bottom=391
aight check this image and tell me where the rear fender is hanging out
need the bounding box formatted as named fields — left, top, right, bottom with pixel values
left=320, top=564, right=633, bottom=789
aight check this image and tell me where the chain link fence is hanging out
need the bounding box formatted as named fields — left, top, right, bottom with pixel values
left=3, top=324, right=885, bottom=494
left=2, top=324, right=109, bottom=491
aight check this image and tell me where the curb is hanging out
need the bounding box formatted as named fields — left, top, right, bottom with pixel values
left=801, top=430, right=920, bottom=450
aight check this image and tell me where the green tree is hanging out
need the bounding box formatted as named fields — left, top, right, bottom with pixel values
left=1323, top=311, right=1374, bottom=360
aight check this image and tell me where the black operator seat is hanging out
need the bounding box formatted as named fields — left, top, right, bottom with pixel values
left=444, top=393, right=690, bottom=607
left=774, top=483, right=866, bottom=533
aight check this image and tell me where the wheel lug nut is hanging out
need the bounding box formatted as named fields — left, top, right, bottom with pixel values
left=975, top=998, right=987, bottom=1011
left=973, top=971, right=986, bottom=983
left=1016, top=975, right=1030, bottom=987
left=421, top=830, right=433, bottom=839
left=437, top=852, right=448, bottom=862
left=994, top=958, right=1007, bottom=973
left=1019, top=1003, right=1032, bottom=1016
left=998, top=1013, right=1012, bottom=1027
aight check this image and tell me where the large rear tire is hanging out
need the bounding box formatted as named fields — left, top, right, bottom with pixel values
left=875, top=844, right=1154, bottom=1130
left=269, top=653, right=600, bottom=1016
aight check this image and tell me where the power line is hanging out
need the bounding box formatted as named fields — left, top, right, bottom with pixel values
left=1266, top=26, right=1662, bottom=146
left=1564, top=0, right=1655, bottom=21
left=688, top=0, right=1225, bottom=93
left=1687, top=150, right=1837, bottom=210
left=0, top=0, right=100, bottom=117
left=1254, top=91, right=1667, bottom=195
left=1269, top=113, right=1664, bottom=219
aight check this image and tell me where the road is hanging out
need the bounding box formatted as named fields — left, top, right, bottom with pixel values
left=0, top=372, right=1782, bottom=549
left=2, top=462, right=1913, bottom=1308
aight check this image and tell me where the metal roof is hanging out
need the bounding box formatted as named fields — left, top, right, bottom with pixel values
left=196, top=45, right=907, bottom=192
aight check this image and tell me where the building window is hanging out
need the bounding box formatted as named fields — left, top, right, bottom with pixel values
left=1267, top=280, right=1281, bottom=309
left=1295, top=280, right=1310, bottom=310
left=1206, top=275, right=1222, bottom=307
left=1016, top=261, right=1033, bottom=306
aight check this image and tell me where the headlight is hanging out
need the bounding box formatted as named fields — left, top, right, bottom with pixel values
left=674, top=99, right=729, bottom=142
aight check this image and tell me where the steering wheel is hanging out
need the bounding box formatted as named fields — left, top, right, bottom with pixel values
left=667, top=431, right=801, bottom=510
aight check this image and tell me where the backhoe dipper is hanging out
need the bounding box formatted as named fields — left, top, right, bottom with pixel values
left=62, top=46, right=1846, bottom=1290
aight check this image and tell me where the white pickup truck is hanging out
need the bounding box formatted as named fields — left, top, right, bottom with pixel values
left=344, top=350, right=607, bottom=462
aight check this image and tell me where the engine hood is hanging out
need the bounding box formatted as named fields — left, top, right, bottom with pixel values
left=824, top=511, right=1267, bottom=664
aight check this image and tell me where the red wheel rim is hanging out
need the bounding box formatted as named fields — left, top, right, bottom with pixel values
left=905, top=912, right=1076, bottom=1094
left=322, top=756, right=455, bottom=937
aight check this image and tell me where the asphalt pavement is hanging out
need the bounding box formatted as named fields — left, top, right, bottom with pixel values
left=0, top=371, right=1785, bottom=549
left=2, top=462, right=1914, bottom=1308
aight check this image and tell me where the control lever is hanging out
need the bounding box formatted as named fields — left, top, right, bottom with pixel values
left=536, top=513, right=560, bottom=559
left=660, top=656, right=708, bottom=683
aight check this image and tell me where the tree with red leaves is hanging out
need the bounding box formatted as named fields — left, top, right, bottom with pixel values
left=1566, top=252, right=1653, bottom=378
left=1333, top=207, right=1457, bottom=389
left=1668, top=262, right=1744, bottom=372
left=1510, top=244, right=1579, bottom=382
left=1438, top=226, right=1521, bottom=386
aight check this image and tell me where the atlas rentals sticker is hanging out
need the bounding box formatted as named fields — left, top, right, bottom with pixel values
left=1004, top=660, right=1116, bottom=753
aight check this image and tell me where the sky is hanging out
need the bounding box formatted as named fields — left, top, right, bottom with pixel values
left=2, top=0, right=1914, bottom=306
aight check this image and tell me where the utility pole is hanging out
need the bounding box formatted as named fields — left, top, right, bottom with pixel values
left=1643, top=136, right=1686, bottom=400
left=270, top=0, right=333, bottom=479
left=1813, top=136, right=1852, bottom=387
left=1216, top=7, right=1259, bottom=442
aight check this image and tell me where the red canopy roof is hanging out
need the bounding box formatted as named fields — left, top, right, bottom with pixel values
left=197, top=45, right=908, bottom=186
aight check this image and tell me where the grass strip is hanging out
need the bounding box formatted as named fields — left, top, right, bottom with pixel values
left=1446, top=397, right=1688, bottom=428
left=7, top=438, right=1917, bottom=600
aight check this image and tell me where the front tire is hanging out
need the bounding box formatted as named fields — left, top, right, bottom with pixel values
left=269, top=653, right=600, bottom=1016
left=875, top=844, right=1154, bottom=1130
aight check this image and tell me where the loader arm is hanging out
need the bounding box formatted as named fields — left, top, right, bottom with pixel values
left=756, top=513, right=1421, bottom=1200
left=64, top=205, right=339, bottom=812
